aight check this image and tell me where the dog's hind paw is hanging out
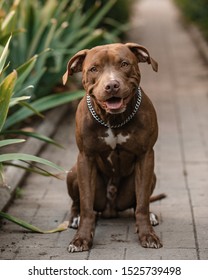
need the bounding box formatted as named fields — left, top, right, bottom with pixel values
left=150, top=212, right=159, bottom=226
left=70, top=215, right=80, bottom=229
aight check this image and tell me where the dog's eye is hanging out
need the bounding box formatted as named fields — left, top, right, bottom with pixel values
left=89, top=66, right=98, bottom=72
left=121, top=61, right=129, bottom=67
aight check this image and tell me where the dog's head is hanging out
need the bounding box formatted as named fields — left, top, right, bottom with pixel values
left=63, top=43, right=158, bottom=114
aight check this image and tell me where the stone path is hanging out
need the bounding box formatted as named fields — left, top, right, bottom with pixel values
left=1, top=0, right=208, bottom=260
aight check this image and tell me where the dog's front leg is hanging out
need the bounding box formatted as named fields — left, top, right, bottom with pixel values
left=135, top=149, right=162, bottom=249
left=68, top=153, right=96, bottom=252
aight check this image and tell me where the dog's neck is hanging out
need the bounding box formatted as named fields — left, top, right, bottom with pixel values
left=87, top=87, right=142, bottom=129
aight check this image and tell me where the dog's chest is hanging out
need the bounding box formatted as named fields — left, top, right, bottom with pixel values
left=99, top=128, right=130, bottom=150
left=97, top=128, right=135, bottom=177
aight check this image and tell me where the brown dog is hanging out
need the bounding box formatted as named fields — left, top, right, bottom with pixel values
left=63, top=43, right=163, bottom=252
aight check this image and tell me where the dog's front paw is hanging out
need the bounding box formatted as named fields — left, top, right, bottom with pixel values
left=68, top=234, right=93, bottom=253
left=68, top=243, right=88, bottom=253
left=139, top=231, right=162, bottom=249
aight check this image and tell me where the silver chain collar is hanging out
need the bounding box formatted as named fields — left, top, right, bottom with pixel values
left=86, top=87, right=142, bottom=129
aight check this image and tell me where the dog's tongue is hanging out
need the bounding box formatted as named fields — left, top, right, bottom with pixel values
left=105, top=97, right=123, bottom=109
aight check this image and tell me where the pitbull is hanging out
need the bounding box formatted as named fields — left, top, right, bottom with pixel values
left=63, top=43, right=164, bottom=252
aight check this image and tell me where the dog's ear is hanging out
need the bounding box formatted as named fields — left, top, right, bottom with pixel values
left=62, top=49, right=88, bottom=85
left=125, top=43, right=158, bottom=72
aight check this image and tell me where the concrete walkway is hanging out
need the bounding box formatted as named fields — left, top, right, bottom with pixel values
left=1, top=0, right=208, bottom=260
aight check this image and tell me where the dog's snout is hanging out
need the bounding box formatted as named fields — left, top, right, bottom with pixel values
left=105, top=80, right=120, bottom=94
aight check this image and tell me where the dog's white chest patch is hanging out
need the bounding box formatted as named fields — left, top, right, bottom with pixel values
left=102, top=128, right=130, bottom=149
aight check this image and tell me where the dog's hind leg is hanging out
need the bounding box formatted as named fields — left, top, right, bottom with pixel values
left=67, top=164, right=80, bottom=229
left=149, top=173, right=166, bottom=226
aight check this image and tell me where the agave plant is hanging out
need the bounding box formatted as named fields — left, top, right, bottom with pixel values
left=0, top=35, right=70, bottom=232
left=3, top=0, right=122, bottom=97
left=0, top=0, right=127, bottom=189
left=0, top=0, right=125, bottom=130
left=0, top=0, right=127, bottom=232
left=0, top=36, right=65, bottom=189
left=0, top=211, right=69, bottom=233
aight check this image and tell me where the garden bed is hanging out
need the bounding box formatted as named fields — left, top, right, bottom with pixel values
left=0, top=103, right=73, bottom=212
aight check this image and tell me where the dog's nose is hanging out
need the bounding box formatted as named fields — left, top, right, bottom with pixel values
left=105, top=80, right=120, bottom=94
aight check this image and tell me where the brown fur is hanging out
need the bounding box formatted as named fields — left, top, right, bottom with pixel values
left=63, top=43, right=163, bottom=252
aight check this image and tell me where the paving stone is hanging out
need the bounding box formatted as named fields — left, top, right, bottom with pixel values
left=125, top=246, right=197, bottom=260
left=199, top=249, right=208, bottom=260
left=88, top=248, right=125, bottom=260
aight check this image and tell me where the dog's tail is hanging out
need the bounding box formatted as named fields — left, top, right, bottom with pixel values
left=150, top=193, right=166, bottom=203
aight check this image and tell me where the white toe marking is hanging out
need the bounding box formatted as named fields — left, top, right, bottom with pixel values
left=68, top=244, right=82, bottom=253
left=150, top=212, right=159, bottom=226
left=71, top=216, right=80, bottom=229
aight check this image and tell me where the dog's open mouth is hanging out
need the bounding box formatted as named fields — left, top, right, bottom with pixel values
left=104, top=97, right=123, bottom=110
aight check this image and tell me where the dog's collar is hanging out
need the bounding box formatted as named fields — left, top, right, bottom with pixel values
left=86, top=87, right=142, bottom=129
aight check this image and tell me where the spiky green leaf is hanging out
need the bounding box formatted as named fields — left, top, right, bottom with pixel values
left=0, top=35, right=12, bottom=74
left=0, top=153, right=65, bottom=172
left=3, top=90, right=84, bottom=130
left=0, top=70, right=17, bottom=131
left=0, top=211, right=69, bottom=233
left=0, top=139, right=25, bottom=148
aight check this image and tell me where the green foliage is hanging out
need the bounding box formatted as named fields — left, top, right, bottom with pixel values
left=1, top=0, right=123, bottom=99
left=3, top=90, right=84, bottom=130
left=0, top=0, right=126, bottom=189
left=0, top=69, right=17, bottom=131
left=174, top=0, right=208, bottom=39
left=83, top=0, right=134, bottom=25
left=0, top=153, right=65, bottom=171
left=0, top=139, right=25, bottom=147
left=0, top=211, right=69, bottom=233
left=0, top=0, right=125, bottom=130
left=0, top=37, right=65, bottom=188
left=0, top=0, right=128, bottom=230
